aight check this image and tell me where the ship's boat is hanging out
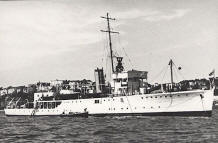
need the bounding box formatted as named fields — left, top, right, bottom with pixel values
left=60, top=111, right=88, bottom=118
left=4, top=13, right=215, bottom=117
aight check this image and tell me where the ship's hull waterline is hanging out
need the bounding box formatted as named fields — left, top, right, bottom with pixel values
left=4, top=89, right=214, bottom=117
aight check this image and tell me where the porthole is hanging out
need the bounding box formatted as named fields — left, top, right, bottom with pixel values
left=146, top=97, right=148, bottom=98
left=165, top=96, right=167, bottom=98
left=158, top=106, right=160, bottom=108
left=170, top=95, right=172, bottom=97
left=135, top=107, right=137, bottom=109
left=143, top=107, right=145, bottom=109
left=121, top=108, right=123, bottom=110
left=160, top=96, right=162, bottom=98
left=151, top=97, right=153, bottom=98
left=178, top=95, right=180, bottom=96
left=114, top=108, right=115, bottom=110
left=155, top=96, right=157, bottom=98
left=127, top=107, right=128, bottom=109
left=141, top=97, right=143, bottom=99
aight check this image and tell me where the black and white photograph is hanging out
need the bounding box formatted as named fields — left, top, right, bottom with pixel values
left=0, top=0, right=218, bottom=142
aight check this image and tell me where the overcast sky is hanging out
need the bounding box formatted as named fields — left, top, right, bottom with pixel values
left=0, top=0, right=217, bottom=87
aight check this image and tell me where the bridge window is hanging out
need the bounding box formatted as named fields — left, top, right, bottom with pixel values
left=49, top=102, right=53, bottom=109
left=40, top=102, right=43, bottom=109
left=52, top=102, right=55, bottom=108
left=44, top=102, right=48, bottom=109
left=94, top=100, right=99, bottom=104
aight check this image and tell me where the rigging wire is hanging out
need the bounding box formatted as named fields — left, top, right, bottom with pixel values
left=172, top=66, right=179, bottom=83
left=149, top=65, right=168, bottom=84
left=100, top=32, right=106, bottom=67
left=117, top=34, right=134, bottom=69
left=104, top=32, right=112, bottom=81
left=101, top=32, right=109, bottom=80
left=161, top=66, right=169, bottom=83
left=173, top=62, right=186, bottom=80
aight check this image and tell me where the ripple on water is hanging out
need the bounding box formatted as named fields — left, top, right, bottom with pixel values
left=0, top=109, right=218, bottom=142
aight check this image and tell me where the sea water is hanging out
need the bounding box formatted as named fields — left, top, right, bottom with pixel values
left=0, top=108, right=218, bottom=143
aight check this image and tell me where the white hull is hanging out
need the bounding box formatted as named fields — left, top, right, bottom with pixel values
left=4, top=89, right=214, bottom=117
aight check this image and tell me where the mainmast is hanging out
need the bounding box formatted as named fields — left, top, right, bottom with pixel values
left=169, top=59, right=174, bottom=84
left=101, top=13, right=119, bottom=73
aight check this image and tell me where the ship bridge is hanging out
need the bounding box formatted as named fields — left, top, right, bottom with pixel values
left=111, top=70, right=148, bottom=95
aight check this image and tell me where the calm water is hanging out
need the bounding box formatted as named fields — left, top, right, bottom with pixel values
left=0, top=109, right=218, bottom=143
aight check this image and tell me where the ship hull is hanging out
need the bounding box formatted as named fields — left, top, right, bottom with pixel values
left=5, top=111, right=212, bottom=117
left=4, top=89, right=214, bottom=117
left=90, top=111, right=212, bottom=117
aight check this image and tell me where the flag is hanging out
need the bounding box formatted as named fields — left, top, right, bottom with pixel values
left=209, top=69, right=215, bottom=76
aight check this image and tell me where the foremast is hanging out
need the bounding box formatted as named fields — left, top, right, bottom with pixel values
left=101, top=13, right=119, bottom=73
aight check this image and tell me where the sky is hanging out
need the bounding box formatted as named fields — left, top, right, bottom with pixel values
left=0, top=0, right=217, bottom=87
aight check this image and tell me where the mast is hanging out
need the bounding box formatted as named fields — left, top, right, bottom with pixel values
left=169, top=59, right=174, bottom=84
left=101, top=13, right=119, bottom=73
